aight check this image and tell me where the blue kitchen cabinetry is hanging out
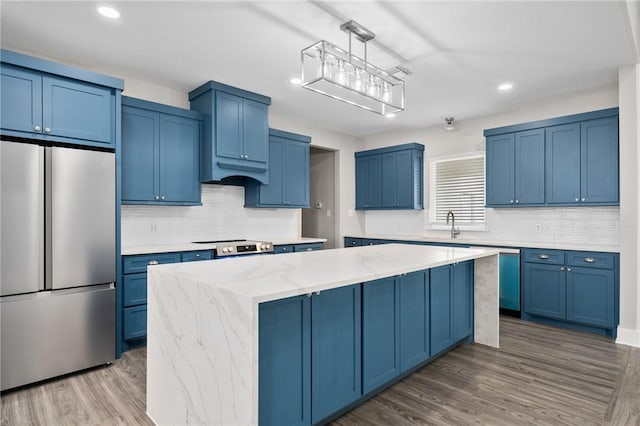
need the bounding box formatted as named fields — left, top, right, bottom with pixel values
left=484, top=108, right=619, bottom=207
left=522, top=248, right=618, bottom=337
left=259, top=285, right=362, bottom=426
left=486, top=129, right=545, bottom=206
left=118, top=249, right=213, bottom=355
left=121, top=97, right=202, bottom=205
left=272, top=242, right=323, bottom=254
left=500, top=254, right=521, bottom=311
left=355, top=143, right=424, bottom=210
left=189, top=81, right=271, bottom=184
left=0, top=50, right=123, bottom=149
left=245, top=129, right=311, bottom=208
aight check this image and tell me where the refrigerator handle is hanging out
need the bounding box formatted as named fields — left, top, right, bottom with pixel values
left=44, top=146, right=52, bottom=290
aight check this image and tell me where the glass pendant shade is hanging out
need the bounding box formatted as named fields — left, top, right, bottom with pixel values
left=301, top=40, right=405, bottom=116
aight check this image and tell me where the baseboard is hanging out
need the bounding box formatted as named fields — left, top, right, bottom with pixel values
left=616, top=326, right=640, bottom=348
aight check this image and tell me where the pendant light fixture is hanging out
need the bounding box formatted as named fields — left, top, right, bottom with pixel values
left=301, top=20, right=405, bottom=116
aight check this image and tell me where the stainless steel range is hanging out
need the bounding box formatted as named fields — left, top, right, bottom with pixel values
left=192, top=239, right=274, bottom=257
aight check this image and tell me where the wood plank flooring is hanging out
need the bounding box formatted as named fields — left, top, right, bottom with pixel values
left=2, top=316, right=638, bottom=425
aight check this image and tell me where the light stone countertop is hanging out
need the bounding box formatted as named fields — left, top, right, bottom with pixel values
left=346, top=234, right=619, bottom=253
left=121, top=237, right=327, bottom=256
left=150, top=244, right=500, bottom=304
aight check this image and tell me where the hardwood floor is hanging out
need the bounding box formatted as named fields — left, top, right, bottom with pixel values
left=2, top=317, right=638, bottom=425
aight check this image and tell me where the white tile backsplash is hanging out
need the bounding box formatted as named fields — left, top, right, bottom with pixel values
left=365, top=206, right=620, bottom=247
left=121, top=184, right=300, bottom=246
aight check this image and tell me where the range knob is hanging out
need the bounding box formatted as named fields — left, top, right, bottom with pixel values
left=260, top=244, right=266, bottom=250
left=229, top=246, right=235, bottom=252
left=266, top=244, right=271, bottom=249
left=222, top=247, right=229, bottom=253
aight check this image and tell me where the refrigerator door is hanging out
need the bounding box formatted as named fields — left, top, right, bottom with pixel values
left=0, top=141, right=44, bottom=296
left=46, top=147, right=115, bottom=290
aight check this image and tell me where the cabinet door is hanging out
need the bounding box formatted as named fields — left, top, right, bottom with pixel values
left=515, top=129, right=545, bottom=205
left=399, top=271, right=430, bottom=372
left=381, top=152, right=398, bottom=208
left=485, top=134, right=515, bottom=206
left=581, top=117, right=619, bottom=204
left=259, top=296, right=311, bottom=426
left=121, top=106, right=159, bottom=202
left=123, top=273, right=147, bottom=307
left=566, top=267, right=615, bottom=328
left=362, top=277, right=400, bottom=394
left=355, top=156, right=369, bottom=209
left=499, top=254, right=520, bottom=311
left=242, top=99, right=268, bottom=164
left=311, top=284, right=361, bottom=424
left=123, top=305, right=147, bottom=341
left=366, top=155, right=383, bottom=208
left=0, top=64, right=42, bottom=134
left=430, top=265, right=452, bottom=355
left=395, top=150, right=414, bottom=208
left=545, top=123, right=581, bottom=204
left=42, top=76, right=113, bottom=144
left=293, top=243, right=323, bottom=252
left=283, top=140, right=309, bottom=206
left=452, top=261, right=473, bottom=341
left=258, top=137, right=284, bottom=205
left=215, top=92, right=243, bottom=160
left=159, top=114, right=201, bottom=203
left=523, top=263, right=566, bottom=319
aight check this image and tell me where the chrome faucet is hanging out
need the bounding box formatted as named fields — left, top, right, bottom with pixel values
left=446, top=211, right=460, bottom=239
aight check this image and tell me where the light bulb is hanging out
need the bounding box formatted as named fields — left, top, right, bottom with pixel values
left=367, top=76, right=378, bottom=98
left=353, top=69, right=363, bottom=91
left=382, top=82, right=392, bottom=103
left=336, top=60, right=347, bottom=85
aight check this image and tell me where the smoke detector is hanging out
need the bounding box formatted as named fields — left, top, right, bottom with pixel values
left=443, top=117, right=456, bottom=132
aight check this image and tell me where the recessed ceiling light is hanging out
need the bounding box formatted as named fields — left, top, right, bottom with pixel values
left=98, top=6, right=120, bottom=19
left=290, top=77, right=302, bottom=85
left=498, top=83, right=513, bottom=92
left=385, top=113, right=396, bottom=119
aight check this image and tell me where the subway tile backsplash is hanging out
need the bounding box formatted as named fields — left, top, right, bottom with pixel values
left=121, top=184, right=299, bottom=246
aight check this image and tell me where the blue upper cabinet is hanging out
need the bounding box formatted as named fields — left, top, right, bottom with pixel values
left=356, top=143, right=424, bottom=210
left=121, top=97, right=202, bottom=205
left=189, top=81, right=271, bottom=184
left=245, top=129, right=311, bottom=208
left=0, top=51, right=123, bottom=149
left=545, top=123, right=581, bottom=204
left=581, top=117, right=619, bottom=204
left=485, top=108, right=619, bottom=208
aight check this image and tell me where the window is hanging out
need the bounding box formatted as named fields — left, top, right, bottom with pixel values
left=429, top=152, right=485, bottom=227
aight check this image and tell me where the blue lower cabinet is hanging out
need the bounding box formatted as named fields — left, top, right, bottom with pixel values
left=523, top=263, right=566, bottom=320
left=273, top=245, right=294, bottom=254
left=566, top=266, right=615, bottom=328
left=499, top=254, right=521, bottom=310
left=123, top=273, right=147, bottom=307
left=311, top=284, right=362, bottom=424
left=181, top=250, right=212, bottom=262
left=452, top=261, right=474, bottom=341
left=430, top=265, right=453, bottom=355
left=362, top=277, right=400, bottom=394
left=399, top=271, right=430, bottom=372
left=123, top=305, right=147, bottom=341
left=259, top=296, right=311, bottom=426
left=293, top=243, right=323, bottom=252
left=344, top=237, right=362, bottom=248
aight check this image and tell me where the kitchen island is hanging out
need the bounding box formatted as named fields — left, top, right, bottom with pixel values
left=146, top=244, right=500, bottom=426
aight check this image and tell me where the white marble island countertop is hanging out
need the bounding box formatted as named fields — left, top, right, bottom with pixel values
left=150, top=244, right=499, bottom=303
left=146, top=244, right=500, bottom=426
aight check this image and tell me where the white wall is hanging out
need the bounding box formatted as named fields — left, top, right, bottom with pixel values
left=618, top=64, right=640, bottom=347
left=363, top=86, right=621, bottom=248
left=303, top=149, right=337, bottom=248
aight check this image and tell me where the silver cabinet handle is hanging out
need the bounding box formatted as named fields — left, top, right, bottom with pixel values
left=574, top=198, right=579, bottom=202
left=34, top=126, right=42, bottom=132
left=584, top=257, right=595, bottom=263
left=306, top=293, right=312, bottom=298
left=160, top=195, right=165, bottom=200
left=515, top=200, right=520, bottom=204
left=148, top=260, right=159, bottom=266
left=306, top=248, right=313, bottom=251
left=315, top=291, right=321, bottom=295
left=567, top=267, right=572, bottom=272
left=195, top=254, right=201, bottom=258
left=510, top=200, right=514, bottom=204
left=44, top=127, right=51, bottom=133
left=581, top=198, right=586, bottom=202
left=155, top=195, right=160, bottom=200
left=560, top=266, right=566, bottom=271
left=539, top=254, right=550, bottom=259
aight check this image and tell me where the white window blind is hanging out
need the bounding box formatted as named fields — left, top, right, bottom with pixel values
left=429, top=154, right=485, bottom=224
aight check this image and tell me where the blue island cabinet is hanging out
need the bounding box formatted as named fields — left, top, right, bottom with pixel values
left=258, top=284, right=361, bottom=426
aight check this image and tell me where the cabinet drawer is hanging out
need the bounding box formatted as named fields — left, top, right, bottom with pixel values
left=123, top=305, right=147, bottom=341
left=345, top=238, right=362, bottom=247
left=566, top=251, right=615, bottom=269
left=273, top=245, right=294, bottom=254
left=123, top=273, right=147, bottom=307
left=523, top=249, right=565, bottom=265
left=181, top=250, right=213, bottom=262
left=293, top=243, right=323, bottom=252
left=123, top=252, right=182, bottom=274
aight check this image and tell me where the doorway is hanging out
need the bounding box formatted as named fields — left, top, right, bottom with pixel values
left=302, top=146, right=337, bottom=248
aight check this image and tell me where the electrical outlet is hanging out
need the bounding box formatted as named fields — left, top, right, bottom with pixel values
left=535, top=224, right=542, bottom=232
left=151, top=222, right=158, bottom=233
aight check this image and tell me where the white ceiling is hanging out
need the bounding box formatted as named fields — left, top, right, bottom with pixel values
left=1, top=1, right=638, bottom=137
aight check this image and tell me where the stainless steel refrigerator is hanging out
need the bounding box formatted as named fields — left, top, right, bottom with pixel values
left=1, top=140, right=116, bottom=391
